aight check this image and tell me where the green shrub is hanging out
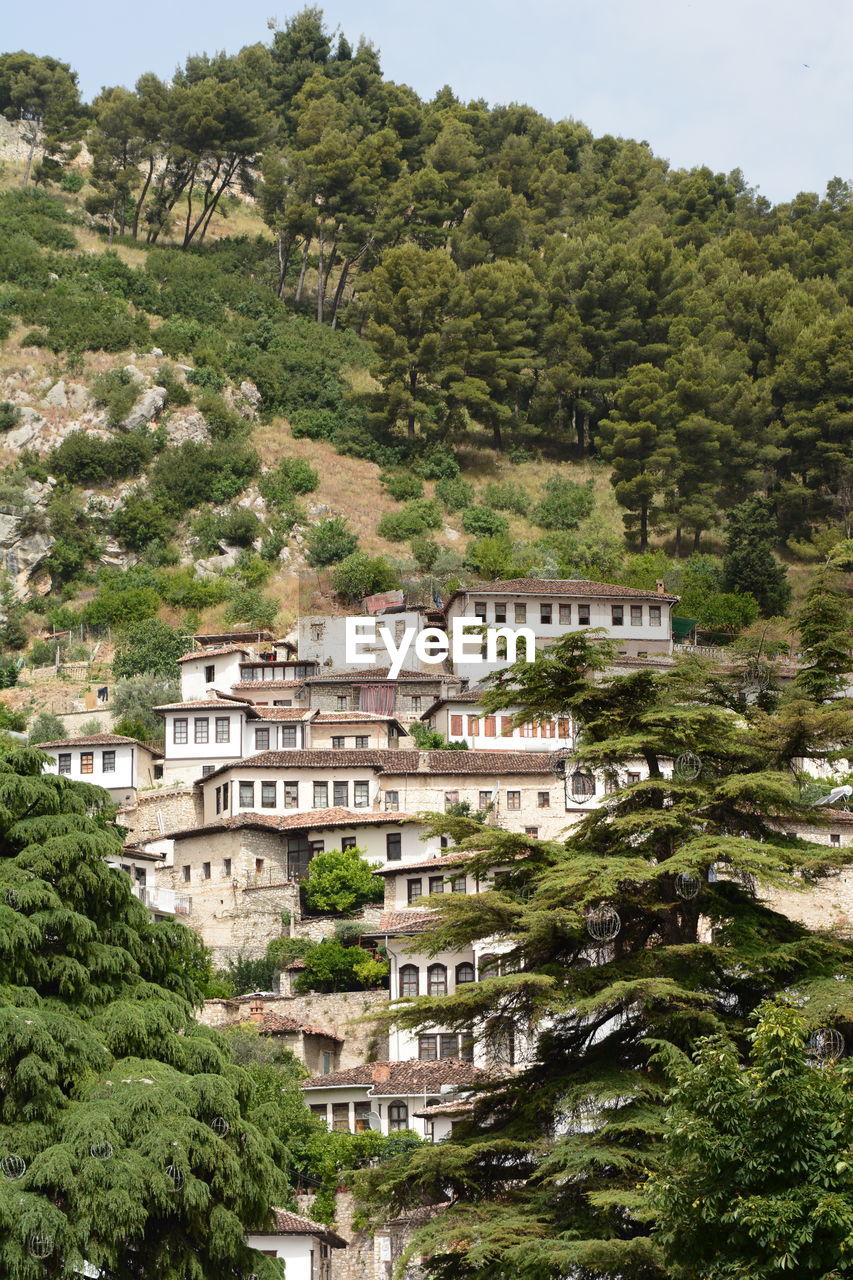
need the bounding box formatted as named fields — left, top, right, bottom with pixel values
left=413, top=447, right=460, bottom=480
left=381, top=471, right=423, bottom=501
left=462, top=506, right=509, bottom=537
left=289, top=408, right=343, bottom=440
left=532, top=476, right=595, bottom=530
left=465, top=534, right=533, bottom=580
left=111, top=491, right=177, bottom=551
left=260, top=457, right=319, bottom=507
left=113, top=621, right=184, bottom=679
left=222, top=588, right=278, bottom=630
left=377, top=499, right=442, bottom=542
left=84, top=586, right=161, bottom=627
left=157, top=568, right=230, bottom=610
left=90, top=369, right=139, bottom=427
left=18, top=288, right=150, bottom=354
left=0, top=402, right=20, bottom=433
left=302, top=848, right=385, bottom=915
left=28, top=637, right=62, bottom=667
left=305, top=517, right=358, bottom=567
left=59, top=169, right=85, bottom=193
left=435, top=476, right=473, bottom=512
left=195, top=390, right=244, bottom=440
left=482, top=480, right=529, bottom=515
left=192, top=505, right=261, bottom=554
left=50, top=428, right=156, bottom=485
left=331, top=552, right=400, bottom=601
left=155, top=363, right=192, bottom=408
left=27, top=709, right=66, bottom=744
left=293, top=939, right=388, bottom=993
left=151, top=441, right=259, bottom=514
left=410, top=537, right=440, bottom=571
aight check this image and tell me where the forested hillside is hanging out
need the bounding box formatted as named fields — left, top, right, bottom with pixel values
left=0, top=8, right=850, bottom=655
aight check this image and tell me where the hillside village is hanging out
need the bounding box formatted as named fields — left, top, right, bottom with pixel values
left=0, top=15, right=852, bottom=1280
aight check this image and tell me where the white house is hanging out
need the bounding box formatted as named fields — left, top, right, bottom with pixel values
left=421, top=689, right=575, bottom=752
left=443, top=577, right=679, bottom=681
left=298, top=610, right=438, bottom=674
left=247, top=1207, right=346, bottom=1280
left=301, top=1059, right=484, bottom=1141
left=38, top=733, right=163, bottom=806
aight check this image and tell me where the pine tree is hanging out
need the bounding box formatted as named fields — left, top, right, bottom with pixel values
left=358, top=635, right=853, bottom=1280
left=0, top=746, right=285, bottom=1279
left=723, top=496, right=791, bottom=617
left=792, top=571, right=853, bottom=703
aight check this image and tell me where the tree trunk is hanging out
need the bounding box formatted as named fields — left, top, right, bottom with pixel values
left=330, top=258, right=351, bottom=329
left=674, top=525, right=682, bottom=558
left=108, top=203, right=115, bottom=246
left=21, top=123, right=39, bottom=188
left=407, top=369, right=418, bottom=439
left=276, top=233, right=292, bottom=298
left=492, top=421, right=503, bottom=450
left=132, top=159, right=155, bottom=240
left=316, top=224, right=324, bottom=324
left=575, top=408, right=587, bottom=453
left=295, top=243, right=309, bottom=302
left=692, top=527, right=702, bottom=553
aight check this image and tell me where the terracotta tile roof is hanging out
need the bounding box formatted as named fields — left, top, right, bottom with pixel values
left=231, top=680, right=306, bottom=690
left=154, top=700, right=255, bottom=712
left=445, top=577, right=679, bottom=603
left=236, top=1011, right=342, bottom=1040
left=268, top=1207, right=347, bottom=1247
left=365, top=909, right=436, bottom=935
left=169, top=808, right=419, bottom=840
left=372, top=850, right=470, bottom=876
left=254, top=707, right=310, bottom=721
left=177, top=645, right=249, bottom=663
left=39, top=732, right=160, bottom=752
left=302, top=1058, right=484, bottom=1092
left=412, top=1097, right=473, bottom=1117
left=199, top=748, right=554, bottom=781
left=305, top=668, right=457, bottom=683
left=312, top=711, right=407, bottom=725
left=193, top=629, right=274, bottom=644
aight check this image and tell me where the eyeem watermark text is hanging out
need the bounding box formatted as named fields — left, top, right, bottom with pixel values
left=345, top=617, right=536, bottom=678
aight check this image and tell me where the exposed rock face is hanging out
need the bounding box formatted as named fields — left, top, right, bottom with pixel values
left=239, top=380, right=262, bottom=407
left=165, top=408, right=209, bottom=446
left=121, top=386, right=167, bottom=431
left=42, top=380, right=68, bottom=408
left=196, top=550, right=239, bottom=577
left=0, top=513, right=54, bottom=598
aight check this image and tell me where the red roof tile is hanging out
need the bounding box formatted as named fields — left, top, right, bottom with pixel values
left=302, top=1058, right=484, bottom=1092
left=236, top=1011, right=342, bottom=1040
left=305, top=668, right=459, bottom=683
left=268, top=1208, right=347, bottom=1247
left=177, top=645, right=249, bottom=663
left=169, top=808, right=419, bottom=840
left=40, top=732, right=157, bottom=749
left=445, top=577, right=679, bottom=603
left=199, top=748, right=554, bottom=781
left=154, top=700, right=255, bottom=712
left=365, top=909, right=436, bottom=935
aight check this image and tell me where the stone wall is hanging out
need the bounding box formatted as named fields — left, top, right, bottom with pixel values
left=118, top=786, right=202, bottom=841
left=201, top=988, right=388, bottom=1067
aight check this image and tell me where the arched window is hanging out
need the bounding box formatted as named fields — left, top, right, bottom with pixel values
left=478, top=954, right=500, bottom=978
left=399, top=964, right=419, bottom=998
left=427, top=963, right=448, bottom=996
left=456, top=962, right=476, bottom=985
left=388, top=1101, right=408, bottom=1131
left=570, top=770, right=596, bottom=801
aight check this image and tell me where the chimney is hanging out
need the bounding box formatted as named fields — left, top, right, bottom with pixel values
left=248, top=998, right=264, bottom=1023
left=372, top=1063, right=391, bottom=1083
left=655, top=579, right=665, bottom=595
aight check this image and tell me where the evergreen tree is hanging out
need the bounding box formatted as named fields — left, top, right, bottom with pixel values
left=358, top=635, right=853, bottom=1279
left=0, top=746, right=285, bottom=1278
left=648, top=1002, right=853, bottom=1279
left=792, top=571, right=853, bottom=703
left=723, top=496, right=791, bottom=616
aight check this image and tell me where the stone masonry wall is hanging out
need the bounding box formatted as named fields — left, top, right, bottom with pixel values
left=118, top=786, right=202, bottom=841
left=201, top=989, right=388, bottom=1067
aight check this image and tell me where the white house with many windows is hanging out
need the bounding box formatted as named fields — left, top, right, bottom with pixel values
left=443, top=577, right=679, bottom=681
left=38, top=733, right=163, bottom=806
left=421, top=690, right=575, bottom=752
left=301, top=1059, right=485, bottom=1141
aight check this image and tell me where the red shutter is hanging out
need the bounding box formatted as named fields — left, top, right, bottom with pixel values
left=484, top=716, right=496, bottom=737
left=450, top=715, right=463, bottom=735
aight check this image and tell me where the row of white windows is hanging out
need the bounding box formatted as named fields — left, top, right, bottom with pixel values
left=472, top=601, right=662, bottom=627
left=398, top=957, right=516, bottom=996
left=181, top=832, right=405, bottom=882
left=57, top=750, right=116, bottom=774
left=214, top=779, right=373, bottom=813
left=175, top=719, right=376, bottom=751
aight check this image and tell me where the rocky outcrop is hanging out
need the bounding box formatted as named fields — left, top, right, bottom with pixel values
left=0, top=513, right=54, bottom=597
left=121, top=386, right=167, bottom=430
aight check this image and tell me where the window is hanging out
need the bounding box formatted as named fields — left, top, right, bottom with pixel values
left=460, top=1034, right=475, bottom=1062
left=310, top=1104, right=328, bottom=1123
left=444, top=790, right=459, bottom=811
left=630, top=605, right=643, bottom=625
left=283, top=781, right=298, bottom=809
left=494, top=602, right=506, bottom=624
left=336, top=695, right=347, bottom=710
left=474, top=601, right=487, bottom=621
left=341, top=836, right=357, bottom=851
left=223, top=858, right=232, bottom=877
left=428, top=964, right=448, bottom=996
left=506, top=790, right=521, bottom=810
left=261, top=781, right=276, bottom=808
left=204, top=664, right=215, bottom=684
left=311, top=622, right=324, bottom=642
left=649, top=605, right=661, bottom=626
left=182, top=865, right=191, bottom=883
left=537, top=791, right=550, bottom=808
left=215, top=786, right=222, bottom=814
left=202, top=862, right=211, bottom=880
left=611, top=605, right=624, bottom=626
left=281, top=726, right=297, bottom=748
left=578, top=605, right=590, bottom=626
left=524, top=826, right=539, bottom=838
left=313, top=782, right=328, bottom=808
left=194, top=718, right=209, bottom=744
left=222, top=782, right=229, bottom=809
left=354, top=1102, right=371, bottom=1133
left=400, top=964, right=419, bottom=997
left=57, top=753, right=71, bottom=775
left=451, top=877, right=466, bottom=894
left=274, top=700, right=292, bottom=707
left=831, top=833, right=841, bottom=847
left=331, top=1103, right=350, bottom=1132
left=418, top=1035, right=437, bottom=1060
left=101, top=750, right=116, bottom=773
left=386, top=832, right=402, bottom=861
left=479, top=954, right=499, bottom=978
left=479, top=790, right=491, bottom=809
left=456, top=962, right=475, bottom=985
left=559, top=603, right=572, bottom=624
left=439, top=1034, right=458, bottom=1059
left=322, top=1051, right=332, bottom=1075
left=514, top=603, right=527, bottom=623
left=174, top=718, right=188, bottom=745
left=388, top=1102, right=409, bottom=1131
left=255, top=857, right=265, bottom=877
left=332, top=736, right=345, bottom=749
left=333, top=781, right=349, bottom=807
left=410, top=696, right=422, bottom=713
left=353, top=781, right=369, bottom=807
left=255, top=728, right=270, bottom=751
left=483, top=716, right=496, bottom=738
left=80, top=752, right=94, bottom=775
left=450, top=715, right=463, bottom=736
left=202, top=765, right=215, bottom=777
left=407, top=878, right=423, bottom=904
left=215, top=717, right=230, bottom=743
left=239, top=782, right=254, bottom=808
left=385, top=790, right=399, bottom=811
left=429, top=876, right=444, bottom=894
left=627, top=771, right=640, bottom=785
left=424, top=1119, right=435, bottom=1143
left=540, top=603, right=552, bottom=624
left=570, top=771, right=596, bottom=800
left=354, top=735, right=369, bottom=749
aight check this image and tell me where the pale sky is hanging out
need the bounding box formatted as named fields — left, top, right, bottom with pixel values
left=4, top=0, right=851, bottom=205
